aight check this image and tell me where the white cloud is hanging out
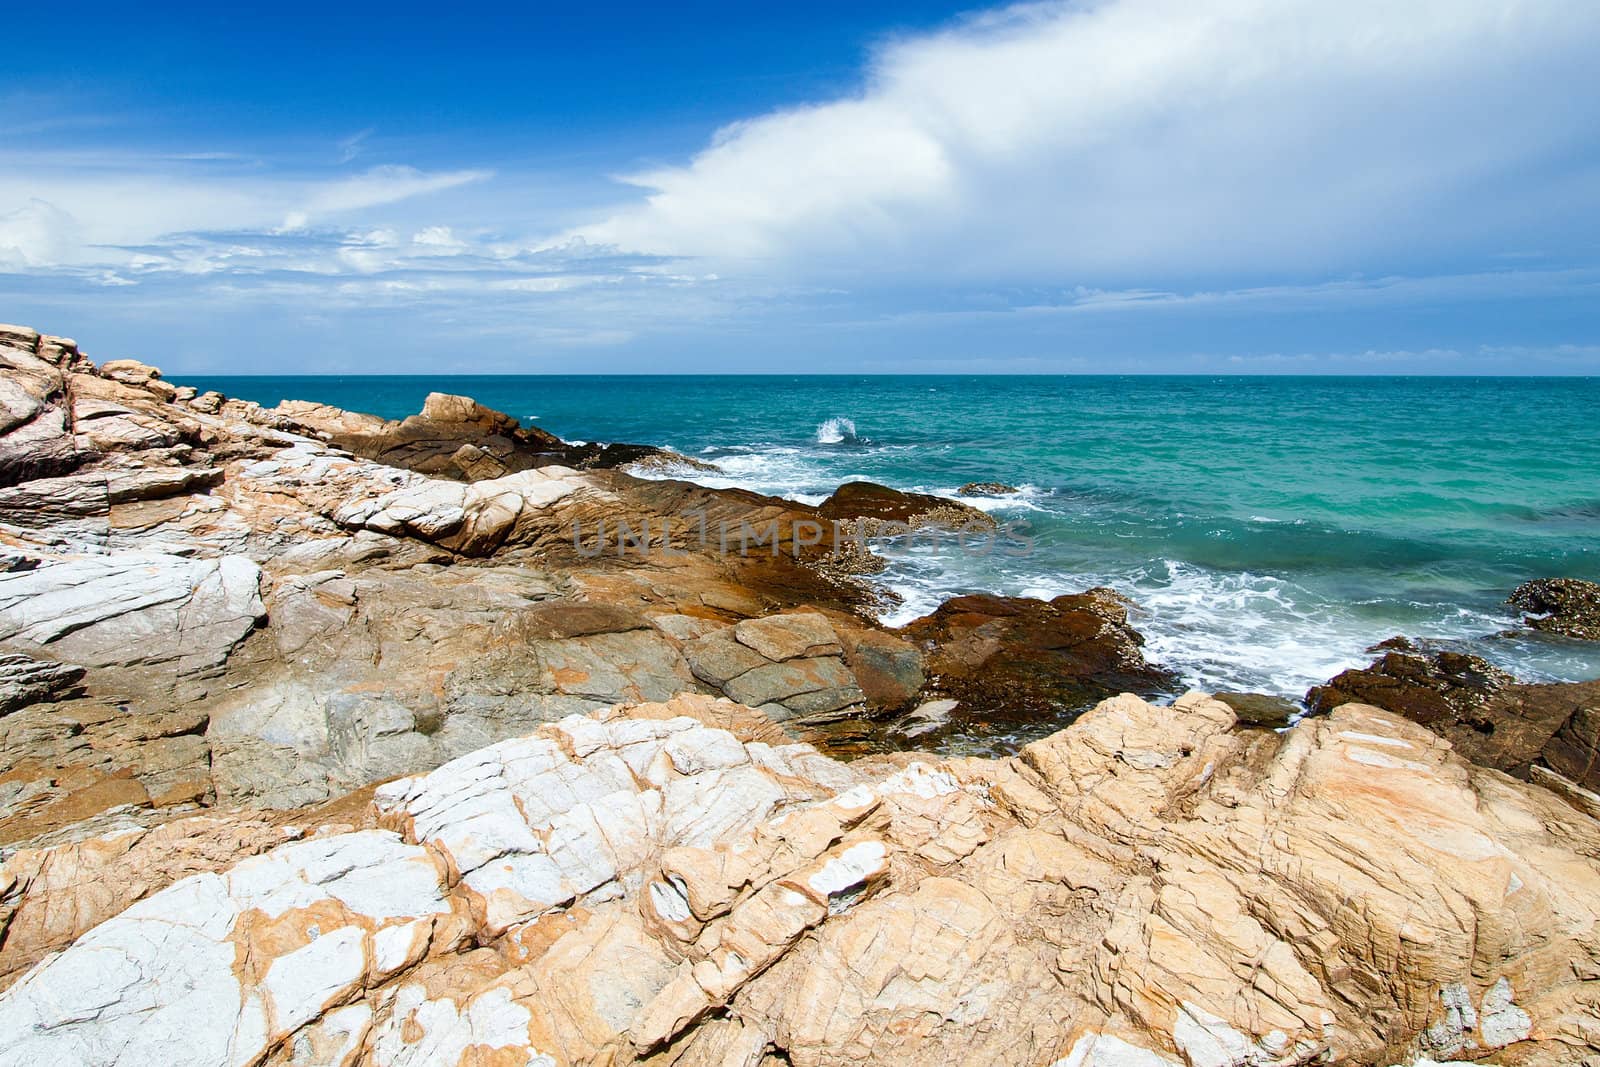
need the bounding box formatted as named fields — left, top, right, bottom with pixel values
left=0, top=158, right=489, bottom=268
left=578, top=0, right=1600, bottom=282
left=0, top=198, right=80, bottom=268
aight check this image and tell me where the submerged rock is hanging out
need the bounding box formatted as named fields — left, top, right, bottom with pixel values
left=1509, top=576, right=1600, bottom=641
left=956, top=481, right=1019, bottom=496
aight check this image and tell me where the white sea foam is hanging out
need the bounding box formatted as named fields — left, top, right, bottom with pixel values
left=943, top=483, right=1053, bottom=513
left=871, top=553, right=1556, bottom=701
left=815, top=416, right=857, bottom=444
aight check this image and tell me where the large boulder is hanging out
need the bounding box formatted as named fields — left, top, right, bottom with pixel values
left=895, top=589, right=1175, bottom=746
left=1509, top=577, right=1600, bottom=640
left=683, top=612, right=866, bottom=724
left=277, top=390, right=565, bottom=480
left=1307, top=639, right=1515, bottom=724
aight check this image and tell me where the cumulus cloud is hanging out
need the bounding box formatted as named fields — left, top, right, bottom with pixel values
left=579, top=0, right=1600, bottom=282
left=2, top=0, right=1597, bottom=372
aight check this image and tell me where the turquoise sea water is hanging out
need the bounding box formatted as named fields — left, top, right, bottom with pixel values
left=184, top=374, right=1600, bottom=699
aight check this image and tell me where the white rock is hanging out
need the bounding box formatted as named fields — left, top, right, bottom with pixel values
left=1053, top=1032, right=1183, bottom=1066
left=0, top=551, right=263, bottom=678
left=0, top=831, right=447, bottom=1067
left=664, top=726, right=749, bottom=774
left=263, top=925, right=367, bottom=1036
left=1478, top=977, right=1532, bottom=1049
left=367, top=985, right=551, bottom=1067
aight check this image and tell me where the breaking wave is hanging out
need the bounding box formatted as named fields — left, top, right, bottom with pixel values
left=815, top=417, right=857, bottom=444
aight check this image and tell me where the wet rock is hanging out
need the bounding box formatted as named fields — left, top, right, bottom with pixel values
left=892, top=697, right=961, bottom=739
left=1307, top=646, right=1514, bottom=724
left=901, top=589, right=1175, bottom=724
left=617, top=449, right=722, bottom=477
left=817, top=480, right=995, bottom=532
left=1212, top=690, right=1299, bottom=728
left=957, top=481, right=1019, bottom=496
left=837, top=625, right=926, bottom=711
left=1543, top=700, right=1600, bottom=795
left=1509, top=577, right=1600, bottom=641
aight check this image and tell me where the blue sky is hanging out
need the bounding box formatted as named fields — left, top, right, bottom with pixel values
left=4, top=0, right=1599, bottom=374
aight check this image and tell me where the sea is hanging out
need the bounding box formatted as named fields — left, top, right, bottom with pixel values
left=182, top=373, right=1600, bottom=703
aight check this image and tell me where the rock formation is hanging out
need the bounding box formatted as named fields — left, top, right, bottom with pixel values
left=1508, top=577, right=1600, bottom=641
left=817, top=479, right=996, bottom=533
left=2, top=322, right=1599, bottom=1066
left=1308, top=640, right=1600, bottom=796
left=892, top=590, right=1177, bottom=751
left=0, top=323, right=1148, bottom=842
left=957, top=481, right=1019, bottom=496
left=3, top=691, right=1598, bottom=1066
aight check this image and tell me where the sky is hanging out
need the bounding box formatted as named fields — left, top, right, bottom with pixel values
left=3, top=0, right=1599, bottom=374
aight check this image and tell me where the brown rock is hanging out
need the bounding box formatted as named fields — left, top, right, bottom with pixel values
left=1509, top=577, right=1600, bottom=640
left=899, top=589, right=1175, bottom=732
left=5, top=694, right=1600, bottom=1065
left=1307, top=645, right=1514, bottom=723
left=836, top=624, right=926, bottom=712
left=817, top=480, right=995, bottom=531
left=733, top=612, right=842, bottom=662
left=1212, top=689, right=1299, bottom=728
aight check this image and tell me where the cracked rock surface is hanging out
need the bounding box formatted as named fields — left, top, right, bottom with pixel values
left=1, top=693, right=1597, bottom=1066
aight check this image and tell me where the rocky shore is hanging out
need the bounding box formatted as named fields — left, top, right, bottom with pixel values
left=1, top=322, right=1599, bottom=1065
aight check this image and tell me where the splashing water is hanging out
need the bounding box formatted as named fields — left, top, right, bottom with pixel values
left=815, top=416, right=857, bottom=444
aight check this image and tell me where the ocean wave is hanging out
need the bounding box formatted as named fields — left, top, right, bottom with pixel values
left=815, top=416, right=857, bottom=444
left=945, top=483, right=1055, bottom=514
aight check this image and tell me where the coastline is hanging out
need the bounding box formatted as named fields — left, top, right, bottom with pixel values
left=180, top=370, right=1600, bottom=706
left=1, top=324, right=1599, bottom=1065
